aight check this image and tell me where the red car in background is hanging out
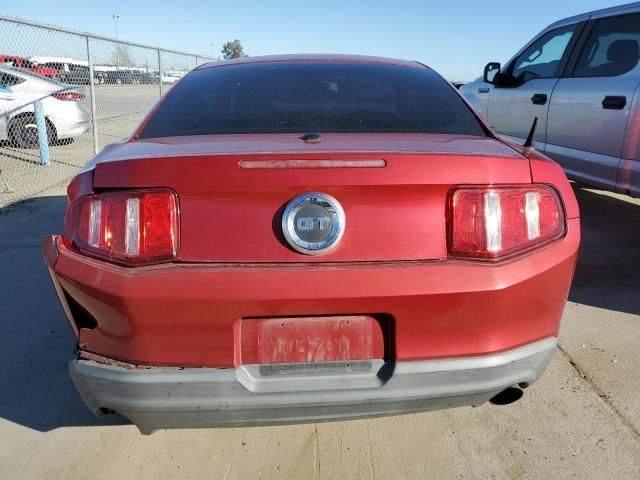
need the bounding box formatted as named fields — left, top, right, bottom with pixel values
left=0, top=55, right=58, bottom=78
left=42, top=55, right=580, bottom=433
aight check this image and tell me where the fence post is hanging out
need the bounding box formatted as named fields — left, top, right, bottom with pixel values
left=85, top=35, right=99, bottom=155
left=195, top=55, right=198, bottom=67
left=34, top=100, right=50, bottom=166
left=158, top=49, right=163, bottom=97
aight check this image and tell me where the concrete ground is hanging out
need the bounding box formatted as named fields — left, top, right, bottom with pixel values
left=0, top=183, right=638, bottom=479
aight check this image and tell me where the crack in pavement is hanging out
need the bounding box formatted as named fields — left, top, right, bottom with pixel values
left=557, top=344, right=640, bottom=441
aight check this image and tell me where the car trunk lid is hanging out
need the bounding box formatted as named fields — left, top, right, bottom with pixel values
left=91, top=134, right=530, bottom=263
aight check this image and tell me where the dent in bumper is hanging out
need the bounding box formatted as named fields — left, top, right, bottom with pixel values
left=42, top=235, right=78, bottom=337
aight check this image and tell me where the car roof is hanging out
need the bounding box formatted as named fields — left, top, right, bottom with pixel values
left=31, top=56, right=85, bottom=64
left=198, top=54, right=425, bottom=70
left=548, top=1, right=640, bottom=28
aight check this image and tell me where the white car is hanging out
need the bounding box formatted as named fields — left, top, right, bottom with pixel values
left=161, top=73, right=181, bottom=84
left=0, top=65, right=90, bottom=148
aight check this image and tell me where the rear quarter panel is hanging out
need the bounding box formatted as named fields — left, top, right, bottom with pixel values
left=501, top=140, right=579, bottom=219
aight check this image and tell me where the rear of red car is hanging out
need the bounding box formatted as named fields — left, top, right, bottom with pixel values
left=0, top=55, right=59, bottom=78
left=43, top=55, right=579, bottom=433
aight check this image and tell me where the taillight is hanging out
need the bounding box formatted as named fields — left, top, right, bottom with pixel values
left=448, top=185, right=565, bottom=260
left=52, top=91, right=85, bottom=101
left=65, top=190, right=178, bottom=265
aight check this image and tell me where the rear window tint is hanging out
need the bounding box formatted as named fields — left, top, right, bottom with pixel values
left=139, top=62, right=487, bottom=138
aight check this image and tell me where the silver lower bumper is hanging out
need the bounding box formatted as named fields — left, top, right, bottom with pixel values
left=70, top=337, right=556, bottom=434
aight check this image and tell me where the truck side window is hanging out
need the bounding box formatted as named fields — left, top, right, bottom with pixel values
left=511, top=25, right=577, bottom=83
left=573, top=13, right=640, bottom=78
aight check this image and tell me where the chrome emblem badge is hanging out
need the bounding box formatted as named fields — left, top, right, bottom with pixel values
left=282, top=193, right=346, bottom=255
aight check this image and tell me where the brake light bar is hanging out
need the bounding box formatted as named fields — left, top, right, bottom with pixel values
left=448, top=185, right=566, bottom=260
left=65, top=190, right=178, bottom=265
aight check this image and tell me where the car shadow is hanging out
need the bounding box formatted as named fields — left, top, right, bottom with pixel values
left=0, top=195, right=127, bottom=432
left=0, top=138, right=75, bottom=150
left=568, top=185, right=640, bottom=316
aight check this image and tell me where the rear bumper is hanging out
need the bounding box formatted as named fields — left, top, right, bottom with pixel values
left=70, top=337, right=556, bottom=433
left=46, top=102, right=91, bottom=139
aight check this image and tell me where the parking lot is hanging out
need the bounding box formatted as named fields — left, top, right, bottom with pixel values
left=3, top=2, right=640, bottom=477
left=0, top=180, right=638, bottom=479
left=0, top=84, right=160, bottom=207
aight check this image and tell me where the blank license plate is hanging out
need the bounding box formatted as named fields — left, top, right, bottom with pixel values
left=237, top=315, right=385, bottom=365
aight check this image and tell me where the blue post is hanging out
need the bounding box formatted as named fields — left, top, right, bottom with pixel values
left=34, top=99, right=50, bottom=166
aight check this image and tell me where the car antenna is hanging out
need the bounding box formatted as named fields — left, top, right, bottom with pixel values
left=523, top=117, right=538, bottom=149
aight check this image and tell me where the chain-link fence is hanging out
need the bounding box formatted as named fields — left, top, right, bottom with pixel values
left=0, top=16, right=214, bottom=207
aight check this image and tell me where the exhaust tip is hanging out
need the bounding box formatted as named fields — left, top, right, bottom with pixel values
left=490, top=386, right=524, bottom=406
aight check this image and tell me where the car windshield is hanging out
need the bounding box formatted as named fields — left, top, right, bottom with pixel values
left=139, top=61, right=487, bottom=138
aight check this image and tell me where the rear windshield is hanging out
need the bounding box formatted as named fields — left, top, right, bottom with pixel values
left=139, top=61, right=487, bottom=138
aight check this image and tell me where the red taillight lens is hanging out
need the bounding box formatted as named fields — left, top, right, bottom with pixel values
left=448, top=185, right=565, bottom=260
left=52, top=91, right=85, bottom=101
left=65, top=190, right=178, bottom=265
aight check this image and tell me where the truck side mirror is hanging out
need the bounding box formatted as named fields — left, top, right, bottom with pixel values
left=484, top=62, right=501, bottom=84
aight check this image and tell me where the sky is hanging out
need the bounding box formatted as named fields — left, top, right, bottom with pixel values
left=0, top=0, right=631, bottom=80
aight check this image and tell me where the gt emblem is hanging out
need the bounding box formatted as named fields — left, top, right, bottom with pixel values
left=297, top=217, right=331, bottom=231
left=282, top=193, right=346, bottom=255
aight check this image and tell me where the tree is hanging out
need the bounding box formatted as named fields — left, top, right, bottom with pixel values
left=221, top=40, right=245, bottom=60
left=110, top=44, right=134, bottom=67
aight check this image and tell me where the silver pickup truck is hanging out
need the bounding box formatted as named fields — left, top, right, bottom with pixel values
left=461, top=2, right=640, bottom=197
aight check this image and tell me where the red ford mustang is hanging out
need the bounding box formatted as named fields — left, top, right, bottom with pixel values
left=42, top=55, right=580, bottom=433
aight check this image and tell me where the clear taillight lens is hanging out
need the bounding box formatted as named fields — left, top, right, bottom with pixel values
left=65, top=190, right=178, bottom=265
left=448, top=185, right=565, bottom=260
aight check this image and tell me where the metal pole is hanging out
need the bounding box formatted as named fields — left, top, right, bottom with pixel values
left=86, top=35, right=99, bottom=155
left=112, top=14, right=119, bottom=39
left=113, top=15, right=120, bottom=70
left=158, top=49, right=163, bottom=97
left=34, top=100, right=50, bottom=166
left=195, top=55, right=198, bottom=67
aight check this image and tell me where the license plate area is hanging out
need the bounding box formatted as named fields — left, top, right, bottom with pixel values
left=257, top=360, right=374, bottom=377
left=236, top=315, right=385, bottom=366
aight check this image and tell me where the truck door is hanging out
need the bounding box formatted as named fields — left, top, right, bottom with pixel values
left=546, top=11, right=640, bottom=191
left=487, top=23, right=583, bottom=149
